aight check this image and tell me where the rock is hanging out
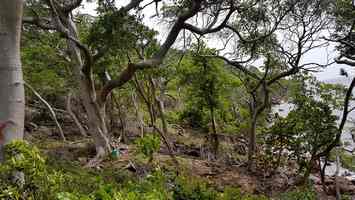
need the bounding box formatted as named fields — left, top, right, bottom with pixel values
left=11, top=171, right=25, bottom=188
left=78, top=157, right=87, bottom=165
left=309, top=174, right=321, bottom=184
left=37, top=126, right=53, bottom=136
left=337, top=177, right=355, bottom=194
left=271, top=173, right=290, bottom=190
left=325, top=177, right=355, bottom=195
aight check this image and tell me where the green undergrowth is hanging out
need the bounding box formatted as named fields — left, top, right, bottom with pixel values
left=0, top=140, right=318, bottom=200
left=329, top=149, right=355, bottom=171
left=339, top=152, right=355, bottom=171
left=278, top=185, right=317, bottom=200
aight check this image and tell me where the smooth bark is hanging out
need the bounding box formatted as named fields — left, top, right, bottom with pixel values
left=58, top=12, right=111, bottom=161
left=0, top=0, right=25, bottom=161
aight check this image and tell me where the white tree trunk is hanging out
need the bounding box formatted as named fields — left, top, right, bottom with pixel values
left=0, top=0, right=25, bottom=161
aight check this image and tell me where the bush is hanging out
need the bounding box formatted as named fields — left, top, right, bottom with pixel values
left=219, top=187, right=269, bottom=200
left=178, top=107, right=208, bottom=129
left=0, top=141, right=272, bottom=200
left=173, top=176, right=218, bottom=200
left=135, top=134, right=161, bottom=162
left=265, top=97, right=337, bottom=177
left=279, top=186, right=317, bottom=200
left=0, top=141, right=108, bottom=200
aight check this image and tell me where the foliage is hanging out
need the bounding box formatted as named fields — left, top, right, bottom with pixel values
left=0, top=141, right=167, bottom=200
left=287, top=75, right=346, bottom=109
left=22, top=29, right=68, bottom=100
left=135, top=134, right=161, bottom=162
left=86, top=8, right=158, bottom=80
left=220, top=187, right=269, bottom=200
left=1, top=141, right=272, bottom=200
left=0, top=140, right=58, bottom=200
left=333, top=0, right=355, bottom=32
left=172, top=176, right=218, bottom=200
left=265, top=95, right=338, bottom=176
left=331, top=0, right=355, bottom=70
left=0, top=141, right=126, bottom=200
left=341, top=155, right=355, bottom=171
left=177, top=46, right=240, bottom=130
left=329, top=149, right=355, bottom=171
left=279, top=186, right=317, bottom=200
left=12, top=0, right=354, bottom=199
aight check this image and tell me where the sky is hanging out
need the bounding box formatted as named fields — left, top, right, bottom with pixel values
left=78, top=0, right=355, bottom=83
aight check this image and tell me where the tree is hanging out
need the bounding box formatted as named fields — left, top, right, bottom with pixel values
left=266, top=95, right=338, bottom=181
left=178, top=48, right=233, bottom=157
left=316, top=1, right=355, bottom=192
left=23, top=0, right=207, bottom=164
left=0, top=0, right=25, bottom=162
left=181, top=0, right=332, bottom=169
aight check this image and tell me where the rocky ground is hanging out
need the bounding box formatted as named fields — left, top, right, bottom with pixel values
left=23, top=123, right=355, bottom=199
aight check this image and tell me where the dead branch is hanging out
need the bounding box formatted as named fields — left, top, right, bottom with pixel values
left=24, top=82, right=66, bottom=141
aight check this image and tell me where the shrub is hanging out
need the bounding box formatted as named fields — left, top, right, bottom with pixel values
left=135, top=134, right=161, bottom=162
left=0, top=141, right=105, bottom=200
left=279, top=186, right=317, bottom=200
left=219, top=187, right=269, bottom=200
left=172, top=176, right=218, bottom=200
left=0, top=141, right=273, bottom=200
left=265, top=97, right=337, bottom=178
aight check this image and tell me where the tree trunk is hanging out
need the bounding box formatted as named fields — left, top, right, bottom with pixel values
left=210, top=106, right=219, bottom=157
left=134, top=79, right=156, bottom=127
left=335, top=147, right=341, bottom=200
left=131, top=92, right=144, bottom=138
left=0, top=0, right=25, bottom=162
left=64, top=15, right=111, bottom=161
left=66, top=91, right=87, bottom=137
left=112, top=93, right=127, bottom=142
left=248, top=109, right=257, bottom=170
left=155, top=95, right=168, bottom=139
left=149, top=77, right=179, bottom=170
left=155, top=95, right=179, bottom=166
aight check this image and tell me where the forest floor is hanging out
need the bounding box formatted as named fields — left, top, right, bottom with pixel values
left=24, top=125, right=355, bottom=200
